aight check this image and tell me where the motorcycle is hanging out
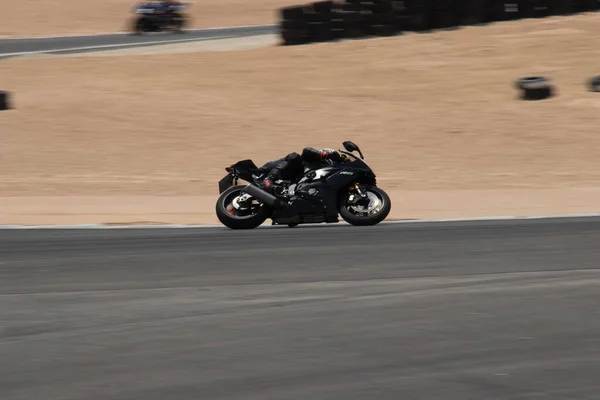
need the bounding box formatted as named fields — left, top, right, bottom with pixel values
left=215, top=141, right=392, bottom=229
left=131, top=1, right=188, bottom=34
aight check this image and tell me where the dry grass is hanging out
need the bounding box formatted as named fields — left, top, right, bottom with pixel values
left=0, top=0, right=299, bottom=38
left=2, top=13, right=600, bottom=199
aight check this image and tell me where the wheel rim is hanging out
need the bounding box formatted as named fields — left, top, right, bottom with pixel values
left=346, top=190, right=385, bottom=217
left=222, top=190, right=263, bottom=219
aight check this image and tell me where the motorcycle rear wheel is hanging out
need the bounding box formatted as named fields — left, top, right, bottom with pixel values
left=339, top=185, right=391, bottom=226
left=216, top=185, right=270, bottom=230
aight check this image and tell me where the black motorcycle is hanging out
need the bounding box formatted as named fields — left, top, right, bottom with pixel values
left=132, top=2, right=188, bottom=34
left=216, top=141, right=392, bottom=229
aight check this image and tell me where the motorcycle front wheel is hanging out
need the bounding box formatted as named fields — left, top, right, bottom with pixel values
left=216, top=185, right=270, bottom=230
left=133, top=16, right=150, bottom=34
left=169, top=13, right=187, bottom=32
left=339, top=185, right=391, bottom=226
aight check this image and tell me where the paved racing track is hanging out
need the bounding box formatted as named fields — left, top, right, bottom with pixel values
left=1, top=217, right=600, bottom=400
left=0, top=25, right=276, bottom=59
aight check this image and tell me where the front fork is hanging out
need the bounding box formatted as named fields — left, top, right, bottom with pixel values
left=347, top=183, right=368, bottom=206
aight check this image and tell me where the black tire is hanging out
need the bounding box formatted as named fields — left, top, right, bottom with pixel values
left=170, top=13, right=187, bottom=32
left=516, top=76, right=554, bottom=101
left=280, top=18, right=312, bottom=45
left=516, top=76, right=548, bottom=90
left=406, top=8, right=431, bottom=32
left=280, top=25, right=310, bottom=45
left=309, top=21, right=333, bottom=42
left=459, top=0, right=492, bottom=25
left=370, top=24, right=398, bottom=36
left=0, top=90, right=11, bottom=111
left=339, top=185, right=391, bottom=226
left=281, top=5, right=307, bottom=21
left=546, top=0, right=570, bottom=15
left=134, top=16, right=150, bottom=34
left=312, top=1, right=334, bottom=14
left=588, top=76, right=600, bottom=92
left=216, top=185, right=271, bottom=230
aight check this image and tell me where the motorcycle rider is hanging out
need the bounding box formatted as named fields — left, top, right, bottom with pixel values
left=154, top=0, right=180, bottom=14
left=164, top=0, right=181, bottom=9
left=258, top=147, right=344, bottom=193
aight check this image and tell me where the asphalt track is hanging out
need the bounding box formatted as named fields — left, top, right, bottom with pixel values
left=0, top=25, right=276, bottom=59
left=1, top=216, right=600, bottom=399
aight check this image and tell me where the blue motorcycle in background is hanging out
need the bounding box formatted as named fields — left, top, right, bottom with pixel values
left=131, top=1, right=189, bottom=34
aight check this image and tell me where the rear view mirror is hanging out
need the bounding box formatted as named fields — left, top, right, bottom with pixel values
left=343, top=141, right=359, bottom=153
left=342, top=141, right=364, bottom=159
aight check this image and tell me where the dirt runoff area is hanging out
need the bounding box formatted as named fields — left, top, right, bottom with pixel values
left=2, top=14, right=600, bottom=226
left=0, top=0, right=299, bottom=38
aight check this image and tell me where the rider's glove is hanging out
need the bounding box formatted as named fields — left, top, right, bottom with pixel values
left=320, top=148, right=342, bottom=163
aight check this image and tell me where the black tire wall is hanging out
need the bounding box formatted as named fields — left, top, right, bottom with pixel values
left=278, top=0, right=599, bottom=45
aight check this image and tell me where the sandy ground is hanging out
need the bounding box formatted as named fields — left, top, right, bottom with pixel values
left=0, top=0, right=298, bottom=38
left=2, top=14, right=600, bottom=225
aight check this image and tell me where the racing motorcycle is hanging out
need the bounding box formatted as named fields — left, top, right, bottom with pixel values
left=216, top=141, right=392, bottom=229
left=131, top=1, right=188, bottom=34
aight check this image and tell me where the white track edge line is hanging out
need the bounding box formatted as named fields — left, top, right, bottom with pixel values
left=2, top=213, right=600, bottom=230
left=0, top=35, right=235, bottom=57
left=0, top=25, right=276, bottom=40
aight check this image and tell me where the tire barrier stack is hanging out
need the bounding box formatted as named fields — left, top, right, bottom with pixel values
left=0, top=91, right=11, bottom=111
left=278, top=0, right=600, bottom=45
left=280, top=1, right=403, bottom=45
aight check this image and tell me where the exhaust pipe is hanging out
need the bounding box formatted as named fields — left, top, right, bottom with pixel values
left=242, top=184, right=285, bottom=209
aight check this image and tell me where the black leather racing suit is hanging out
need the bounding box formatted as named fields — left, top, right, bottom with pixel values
left=259, top=147, right=342, bottom=192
